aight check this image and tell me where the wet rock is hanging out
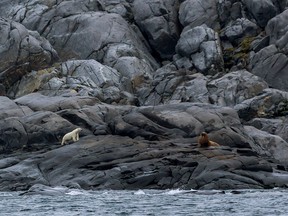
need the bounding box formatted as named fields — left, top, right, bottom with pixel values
left=20, top=184, right=70, bottom=196
left=0, top=134, right=286, bottom=191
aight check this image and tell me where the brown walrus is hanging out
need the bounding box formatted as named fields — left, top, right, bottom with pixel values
left=198, top=132, right=220, bottom=147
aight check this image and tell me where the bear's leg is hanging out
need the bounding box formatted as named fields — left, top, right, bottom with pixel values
left=61, top=138, right=65, bottom=145
left=72, top=134, right=77, bottom=142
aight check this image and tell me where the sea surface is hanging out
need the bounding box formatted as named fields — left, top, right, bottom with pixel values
left=1, top=189, right=288, bottom=216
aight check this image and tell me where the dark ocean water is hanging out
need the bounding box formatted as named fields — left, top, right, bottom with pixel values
left=1, top=189, right=287, bottom=216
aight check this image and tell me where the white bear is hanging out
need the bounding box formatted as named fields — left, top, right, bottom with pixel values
left=61, top=128, right=82, bottom=145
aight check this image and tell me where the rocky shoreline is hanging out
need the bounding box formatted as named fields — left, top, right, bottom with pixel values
left=1, top=0, right=288, bottom=193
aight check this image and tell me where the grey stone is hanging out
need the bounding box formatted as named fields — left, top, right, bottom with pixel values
left=0, top=18, right=58, bottom=91
left=244, top=126, right=288, bottom=163
left=176, top=25, right=223, bottom=72
left=179, top=0, right=219, bottom=29
left=221, top=18, right=260, bottom=44
left=266, top=9, right=288, bottom=44
left=208, top=70, right=268, bottom=107
left=243, top=0, right=277, bottom=28
left=250, top=45, right=288, bottom=91
left=132, top=0, right=180, bottom=59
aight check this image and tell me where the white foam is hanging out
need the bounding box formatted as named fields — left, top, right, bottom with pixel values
left=134, top=190, right=145, bottom=195
left=164, top=189, right=183, bottom=195
left=66, top=190, right=85, bottom=196
left=163, top=189, right=197, bottom=195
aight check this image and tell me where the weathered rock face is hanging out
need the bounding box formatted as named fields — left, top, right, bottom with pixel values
left=2, top=134, right=288, bottom=192
left=179, top=0, right=219, bottom=29
left=43, top=12, right=152, bottom=61
left=220, top=18, right=260, bottom=45
left=2, top=98, right=288, bottom=191
left=244, top=126, right=288, bottom=163
left=266, top=8, right=288, bottom=54
left=140, top=69, right=268, bottom=107
left=242, top=0, right=277, bottom=28
left=175, top=25, right=223, bottom=72
left=132, top=0, right=180, bottom=59
left=249, top=45, right=288, bottom=91
left=0, top=18, right=58, bottom=93
left=1, top=0, right=288, bottom=192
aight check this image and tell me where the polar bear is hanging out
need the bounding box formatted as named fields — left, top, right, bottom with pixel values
left=61, top=128, right=82, bottom=145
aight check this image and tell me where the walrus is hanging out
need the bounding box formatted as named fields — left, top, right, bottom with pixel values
left=198, top=132, right=220, bottom=147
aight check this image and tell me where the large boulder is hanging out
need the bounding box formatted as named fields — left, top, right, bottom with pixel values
left=266, top=9, right=288, bottom=52
left=217, top=1, right=243, bottom=27
left=0, top=18, right=58, bottom=92
left=244, top=126, right=288, bottom=163
left=7, top=67, right=57, bottom=99
left=235, top=88, right=288, bottom=121
left=208, top=70, right=268, bottom=107
left=249, top=45, right=288, bottom=91
left=49, top=60, right=122, bottom=101
left=42, top=12, right=154, bottom=63
left=248, top=117, right=288, bottom=144
left=0, top=96, right=32, bottom=120
left=176, top=25, right=223, bottom=72
left=0, top=118, right=28, bottom=153
left=141, top=69, right=268, bottom=108
left=20, top=111, right=75, bottom=146
left=242, top=0, right=277, bottom=28
left=220, top=18, right=260, bottom=45
left=132, top=0, right=180, bottom=59
left=179, top=0, right=219, bottom=29
left=140, top=67, right=210, bottom=106
left=14, top=93, right=98, bottom=112
left=0, top=0, right=102, bottom=30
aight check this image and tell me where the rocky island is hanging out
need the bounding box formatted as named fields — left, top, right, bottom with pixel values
left=1, top=0, right=288, bottom=193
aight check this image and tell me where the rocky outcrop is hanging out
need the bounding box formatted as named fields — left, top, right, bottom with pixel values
left=242, top=0, right=277, bottom=28
left=3, top=134, right=288, bottom=191
left=175, top=24, right=223, bottom=72
left=1, top=1, right=288, bottom=192
left=132, top=0, right=180, bottom=59
left=179, top=0, right=219, bottom=29
left=0, top=18, right=58, bottom=94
